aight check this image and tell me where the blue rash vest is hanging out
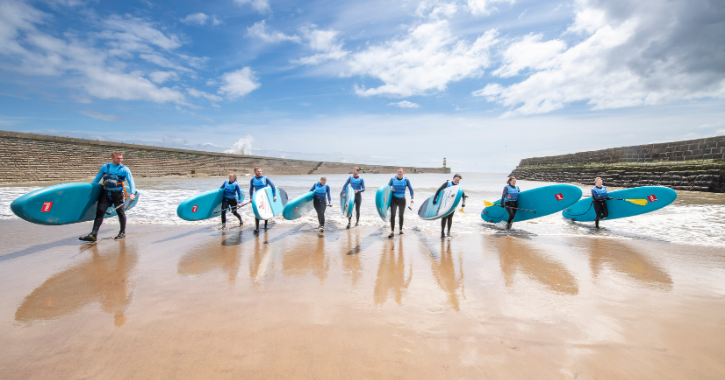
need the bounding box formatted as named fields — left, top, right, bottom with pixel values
left=220, top=180, right=243, bottom=201
left=92, top=163, right=135, bottom=193
left=249, top=175, right=276, bottom=197
left=310, top=182, right=331, bottom=202
left=502, top=185, right=520, bottom=203
left=388, top=176, right=414, bottom=199
left=343, top=175, right=365, bottom=192
left=591, top=186, right=608, bottom=200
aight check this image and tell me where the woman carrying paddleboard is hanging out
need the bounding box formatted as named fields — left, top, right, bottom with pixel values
left=79, top=151, right=136, bottom=242
left=310, top=176, right=333, bottom=230
left=433, top=174, right=466, bottom=238
left=249, top=167, right=277, bottom=234
left=592, top=177, right=609, bottom=229
left=220, top=173, right=244, bottom=229
left=501, top=176, right=520, bottom=230
left=342, top=167, right=366, bottom=229
left=387, top=168, right=414, bottom=238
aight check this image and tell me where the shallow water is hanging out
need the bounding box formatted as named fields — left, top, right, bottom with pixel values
left=2, top=173, right=724, bottom=246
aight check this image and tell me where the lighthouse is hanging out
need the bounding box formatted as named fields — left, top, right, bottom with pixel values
left=443, top=158, right=447, bottom=168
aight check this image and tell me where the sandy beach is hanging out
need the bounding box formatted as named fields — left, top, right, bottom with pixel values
left=0, top=219, right=723, bottom=379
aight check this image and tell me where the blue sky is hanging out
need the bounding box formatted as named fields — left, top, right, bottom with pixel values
left=0, top=0, right=723, bottom=172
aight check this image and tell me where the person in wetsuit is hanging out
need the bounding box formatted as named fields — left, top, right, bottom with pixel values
left=310, top=176, right=333, bottom=230
left=79, top=151, right=136, bottom=242
left=433, top=174, right=466, bottom=238
left=342, top=167, right=365, bottom=229
left=249, top=167, right=277, bottom=233
left=592, top=177, right=609, bottom=229
left=220, top=173, right=244, bottom=229
left=387, top=168, right=414, bottom=238
left=501, top=176, right=520, bottom=230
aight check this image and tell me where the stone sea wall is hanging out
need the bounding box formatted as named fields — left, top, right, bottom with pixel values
left=510, top=137, right=725, bottom=193
left=0, top=130, right=449, bottom=184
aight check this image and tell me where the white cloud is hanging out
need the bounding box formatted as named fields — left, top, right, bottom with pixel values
left=293, top=27, right=348, bottom=65
left=217, top=67, right=260, bottom=99
left=234, top=0, right=270, bottom=14
left=417, top=1, right=458, bottom=19
left=246, top=21, right=300, bottom=43
left=492, top=33, right=566, bottom=78
left=187, top=88, right=223, bottom=102
left=225, top=135, right=253, bottom=155
left=139, top=53, right=191, bottom=72
left=101, top=15, right=182, bottom=51
left=467, top=0, right=514, bottom=16
left=180, top=13, right=209, bottom=25
left=389, top=100, right=421, bottom=108
left=347, top=21, right=498, bottom=97
left=148, top=71, right=178, bottom=84
left=81, top=110, right=123, bottom=121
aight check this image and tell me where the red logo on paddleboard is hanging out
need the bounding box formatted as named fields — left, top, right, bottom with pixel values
left=192, top=205, right=198, bottom=213
left=41, top=202, right=53, bottom=212
left=555, top=193, right=564, bottom=201
left=259, top=202, right=265, bottom=210
left=647, top=195, right=658, bottom=202
left=294, top=206, right=299, bottom=213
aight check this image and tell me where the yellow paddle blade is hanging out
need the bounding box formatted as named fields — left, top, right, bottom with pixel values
left=626, top=199, right=648, bottom=206
left=483, top=200, right=495, bottom=207
left=458, top=208, right=465, bottom=213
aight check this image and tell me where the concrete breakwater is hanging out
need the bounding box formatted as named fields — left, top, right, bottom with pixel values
left=510, top=136, right=725, bottom=193
left=0, top=130, right=449, bottom=184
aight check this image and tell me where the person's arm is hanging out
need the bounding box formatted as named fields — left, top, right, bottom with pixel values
left=462, top=191, right=467, bottom=207
left=406, top=179, right=414, bottom=199
left=591, top=189, right=601, bottom=200
left=388, top=178, right=393, bottom=187
left=326, top=185, right=331, bottom=203
left=501, top=187, right=508, bottom=207
left=91, top=169, right=103, bottom=184
left=236, top=184, right=243, bottom=202
left=343, top=177, right=351, bottom=189
left=310, top=184, right=316, bottom=192
left=220, top=181, right=226, bottom=190
left=249, top=179, right=255, bottom=197
left=125, top=169, right=136, bottom=194
left=360, top=179, right=365, bottom=192
left=432, top=182, right=447, bottom=204
left=266, top=178, right=276, bottom=196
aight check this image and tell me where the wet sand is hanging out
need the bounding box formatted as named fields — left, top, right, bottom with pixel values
left=1, top=220, right=724, bottom=379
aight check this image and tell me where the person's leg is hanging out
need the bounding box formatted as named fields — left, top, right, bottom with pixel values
left=255, top=217, right=260, bottom=232
left=446, top=213, right=453, bottom=236
left=221, top=199, right=229, bottom=224
left=314, top=198, right=325, bottom=227
left=506, top=201, right=517, bottom=229
left=441, top=217, right=446, bottom=238
left=91, top=193, right=112, bottom=234
left=354, top=192, right=362, bottom=224
left=601, top=201, right=609, bottom=219
left=593, top=200, right=603, bottom=228
left=229, top=199, right=242, bottom=225
left=390, top=198, right=398, bottom=232
left=398, top=198, right=406, bottom=233
left=111, top=192, right=127, bottom=236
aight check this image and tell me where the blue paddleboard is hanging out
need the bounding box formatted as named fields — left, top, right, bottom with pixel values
left=10, top=183, right=140, bottom=225
left=282, top=191, right=315, bottom=220
left=177, top=189, right=246, bottom=221
left=252, top=187, right=288, bottom=220
left=340, top=185, right=355, bottom=218
left=418, top=185, right=464, bottom=221
left=562, top=186, right=677, bottom=222
left=375, top=184, right=392, bottom=222
left=481, top=184, right=582, bottom=223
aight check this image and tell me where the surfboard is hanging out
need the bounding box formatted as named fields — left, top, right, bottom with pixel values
left=340, top=185, right=355, bottom=218
left=282, top=191, right=315, bottom=220
left=375, top=184, right=393, bottom=222
left=418, top=184, right=464, bottom=220
left=480, top=184, right=582, bottom=223
left=562, top=186, right=677, bottom=222
left=252, top=187, right=288, bottom=220
left=10, top=183, right=140, bottom=225
left=177, top=189, right=246, bottom=221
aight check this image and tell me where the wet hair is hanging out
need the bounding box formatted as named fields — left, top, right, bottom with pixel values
left=111, top=151, right=123, bottom=158
left=507, top=176, right=516, bottom=185
left=453, top=174, right=462, bottom=180
left=320, top=176, right=327, bottom=181
left=595, top=177, right=602, bottom=183
left=254, top=167, right=261, bottom=172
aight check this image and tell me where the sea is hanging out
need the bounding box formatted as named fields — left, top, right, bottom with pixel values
left=1, top=173, right=724, bottom=246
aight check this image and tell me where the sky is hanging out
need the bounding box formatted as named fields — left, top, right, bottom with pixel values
left=0, top=0, right=723, bottom=172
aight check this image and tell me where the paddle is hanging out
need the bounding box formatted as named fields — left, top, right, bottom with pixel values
left=212, top=201, right=252, bottom=216
left=105, top=191, right=139, bottom=216
left=483, top=200, right=537, bottom=214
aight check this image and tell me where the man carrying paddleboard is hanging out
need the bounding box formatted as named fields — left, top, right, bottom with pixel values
left=501, top=176, right=520, bottom=230
left=220, top=173, right=244, bottom=229
left=387, top=168, right=414, bottom=238
left=342, top=167, right=366, bottom=229
left=592, top=177, right=609, bottom=229
left=310, top=176, right=333, bottom=230
left=79, top=151, right=136, bottom=242
left=433, top=174, right=466, bottom=238
left=249, top=167, right=277, bottom=233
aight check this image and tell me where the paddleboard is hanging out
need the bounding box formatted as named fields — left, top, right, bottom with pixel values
left=282, top=191, right=315, bottom=220
left=480, top=184, right=582, bottom=223
left=10, top=183, right=140, bottom=225
left=562, top=186, right=677, bottom=222
left=340, top=185, right=355, bottom=218
left=418, top=185, right=464, bottom=220
left=375, top=184, right=393, bottom=222
left=177, top=189, right=246, bottom=221
left=252, top=187, right=288, bottom=220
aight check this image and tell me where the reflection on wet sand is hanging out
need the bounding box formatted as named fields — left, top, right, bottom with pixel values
left=178, top=231, right=242, bottom=286
left=587, top=238, right=672, bottom=290
left=282, top=231, right=329, bottom=284
left=15, top=241, right=137, bottom=327
left=493, top=236, right=579, bottom=295
left=374, top=238, right=412, bottom=306
left=342, top=230, right=363, bottom=287
left=429, top=240, right=466, bottom=311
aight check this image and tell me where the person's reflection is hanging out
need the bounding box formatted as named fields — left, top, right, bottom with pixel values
left=494, top=236, right=578, bottom=295
left=430, top=240, right=465, bottom=310
left=374, top=238, right=412, bottom=306
left=588, top=238, right=672, bottom=290
left=282, top=231, right=329, bottom=284
left=15, top=241, right=137, bottom=327
left=248, top=231, right=271, bottom=289
left=343, top=230, right=363, bottom=287
left=178, top=232, right=242, bottom=286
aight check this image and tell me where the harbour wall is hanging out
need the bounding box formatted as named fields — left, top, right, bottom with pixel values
left=510, top=136, right=725, bottom=193
left=0, top=130, right=450, bottom=184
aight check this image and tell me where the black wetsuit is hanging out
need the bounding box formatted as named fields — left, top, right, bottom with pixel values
left=390, top=197, right=406, bottom=231
left=501, top=185, right=520, bottom=225
left=92, top=191, right=126, bottom=235
left=221, top=198, right=241, bottom=224
left=433, top=181, right=466, bottom=235
left=311, top=183, right=331, bottom=227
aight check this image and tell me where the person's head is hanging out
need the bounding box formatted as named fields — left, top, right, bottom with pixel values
left=319, top=176, right=327, bottom=186
left=452, top=174, right=462, bottom=185
left=595, top=177, right=603, bottom=187
left=228, top=173, right=237, bottom=183
left=111, top=151, right=123, bottom=165
left=254, top=167, right=262, bottom=177
left=396, top=168, right=405, bottom=179
left=507, top=176, right=516, bottom=186
left=353, top=167, right=360, bottom=176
